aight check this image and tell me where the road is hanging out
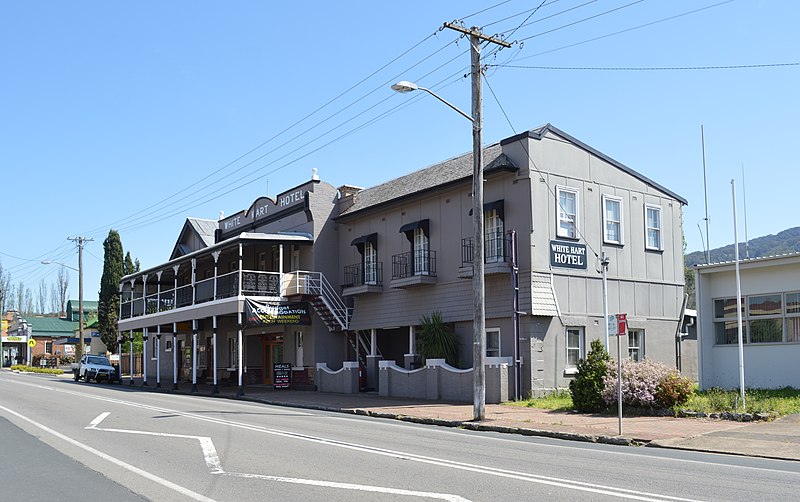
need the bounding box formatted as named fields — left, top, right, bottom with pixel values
left=1, top=371, right=798, bottom=502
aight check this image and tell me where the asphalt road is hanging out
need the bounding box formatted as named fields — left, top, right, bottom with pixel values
left=1, top=371, right=798, bottom=502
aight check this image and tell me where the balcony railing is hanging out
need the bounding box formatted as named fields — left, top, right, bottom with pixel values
left=343, top=262, right=383, bottom=287
left=119, top=270, right=283, bottom=320
left=462, top=231, right=508, bottom=265
left=391, top=250, right=437, bottom=280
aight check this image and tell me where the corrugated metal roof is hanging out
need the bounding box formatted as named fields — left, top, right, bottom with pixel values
left=25, top=317, right=78, bottom=335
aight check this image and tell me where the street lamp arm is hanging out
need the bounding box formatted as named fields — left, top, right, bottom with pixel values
left=41, top=260, right=79, bottom=272
left=391, top=81, right=473, bottom=123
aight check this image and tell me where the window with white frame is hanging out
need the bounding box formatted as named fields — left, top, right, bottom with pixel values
left=556, top=186, right=578, bottom=239
left=44, top=341, right=53, bottom=354
left=413, top=227, right=430, bottom=275
left=713, top=297, right=746, bottom=345
left=602, top=195, right=623, bottom=245
left=645, top=204, right=662, bottom=250
left=485, top=208, right=505, bottom=262
left=628, top=329, right=644, bottom=361
left=787, top=292, right=800, bottom=343
left=565, top=327, right=584, bottom=370
left=165, top=339, right=173, bottom=352
left=364, top=239, right=377, bottom=284
left=229, top=337, right=238, bottom=368
left=486, top=328, right=500, bottom=358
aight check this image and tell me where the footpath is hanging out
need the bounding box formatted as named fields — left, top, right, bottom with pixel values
left=101, top=375, right=800, bottom=462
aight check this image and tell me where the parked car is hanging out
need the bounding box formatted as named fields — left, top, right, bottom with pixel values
left=73, top=354, right=118, bottom=383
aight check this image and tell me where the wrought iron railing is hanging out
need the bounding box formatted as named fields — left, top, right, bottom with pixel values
left=391, top=250, right=437, bottom=280
left=461, top=231, right=508, bottom=265
left=343, top=262, right=383, bottom=287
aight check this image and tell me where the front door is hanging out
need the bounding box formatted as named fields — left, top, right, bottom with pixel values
left=260, top=335, right=284, bottom=384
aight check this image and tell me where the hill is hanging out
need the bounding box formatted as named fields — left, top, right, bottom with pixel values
left=686, top=227, right=800, bottom=266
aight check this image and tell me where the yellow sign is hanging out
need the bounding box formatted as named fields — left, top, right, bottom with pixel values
left=28, top=339, right=36, bottom=348
left=1, top=319, right=7, bottom=336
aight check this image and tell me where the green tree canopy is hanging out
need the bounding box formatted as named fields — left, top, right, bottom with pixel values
left=98, top=230, right=124, bottom=350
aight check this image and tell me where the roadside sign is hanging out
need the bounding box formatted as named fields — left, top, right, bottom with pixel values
left=28, top=339, right=36, bottom=348
left=617, top=313, right=627, bottom=336
left=607, top=314, right=618, bottom=336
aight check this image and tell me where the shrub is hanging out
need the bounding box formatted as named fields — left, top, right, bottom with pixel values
left=10, top=365, right=64, bottom=375
left=569, top=339, right=610, bottom=412
left=656, top=371, right=695, bottom=408
left=603, top=358, right=694, bottom=409
left=417, top=311, right=459, bottom=367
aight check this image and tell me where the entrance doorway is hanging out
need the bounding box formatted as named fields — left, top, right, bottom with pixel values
left=260, top=335, right=284, bottom=385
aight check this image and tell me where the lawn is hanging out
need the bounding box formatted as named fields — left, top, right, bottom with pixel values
left=510, top=387, right=800, bottom=416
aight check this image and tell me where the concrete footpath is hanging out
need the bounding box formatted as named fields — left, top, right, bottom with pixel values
left=57, top=371, right=800, bottom=462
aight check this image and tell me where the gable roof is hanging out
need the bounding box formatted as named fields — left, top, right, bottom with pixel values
left=170, top=217, right=218, bottom=259
left=338, top=144, right=517, bottom=218
left=338, top=123, right=686, bottom=219
left=500, top=123, right=688, bottom=205
left=25, top=316, right=78, bottom=336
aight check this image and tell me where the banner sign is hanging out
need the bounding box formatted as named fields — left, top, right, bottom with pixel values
left=549, top=240, right=587, bottom=270
left=244, top=299, right=312, bottom=326
left=1, top=335, right=26, bottom=343
left=219, top=181, right=315, bottom=235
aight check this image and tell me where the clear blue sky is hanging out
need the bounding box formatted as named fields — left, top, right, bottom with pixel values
left=1, top=0, right=797, bottom=305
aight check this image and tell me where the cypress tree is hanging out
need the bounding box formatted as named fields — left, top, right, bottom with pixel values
left=98, top=230, right=124, bottom=350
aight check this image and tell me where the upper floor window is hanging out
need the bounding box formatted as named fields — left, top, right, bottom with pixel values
left=645, top=204, right=662, bottom=250
left=556, top=186, right=578, bottom=239
left=485, top=202, right=505, bottom=262
left=351, top=234, right=379, bottom=285
left=602, top=195, right=623, bottom=245
left=400, top=220, right=430, bottom=276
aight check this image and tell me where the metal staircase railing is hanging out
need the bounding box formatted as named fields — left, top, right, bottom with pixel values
left=283, top=271, right=351, bottom=331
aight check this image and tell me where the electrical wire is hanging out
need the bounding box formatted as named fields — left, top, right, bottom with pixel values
left=490, top=62, right=800, bottom=71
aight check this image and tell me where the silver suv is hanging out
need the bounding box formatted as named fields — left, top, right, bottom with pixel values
left=74, top=354, right=118, bottom=383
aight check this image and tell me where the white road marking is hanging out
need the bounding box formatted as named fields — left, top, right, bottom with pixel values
left=2, top=376, right=707, bottom=501
left=0, top=404, right=217, bottom=502
left=86, top=412, right=468, bottom=501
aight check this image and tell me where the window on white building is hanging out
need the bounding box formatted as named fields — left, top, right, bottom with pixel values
left=602, top=195, right=623, bottom=245
left=556, top=187, right=578, bottom=239
left=645, top=204, right=662, bottom=250
left=628, top=329, right=644, bottom=361
left=486, top=328, right=500, bottom=358
left=566, top=327, right=584, bottom=370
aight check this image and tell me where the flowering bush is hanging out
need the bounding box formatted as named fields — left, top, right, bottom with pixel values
left=602, top=358, right=693, bottom=409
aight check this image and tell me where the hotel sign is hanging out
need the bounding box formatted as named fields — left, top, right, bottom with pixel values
left=219, top=182, right=315, bottom=235
left=549, top=240, right=587, bottom=270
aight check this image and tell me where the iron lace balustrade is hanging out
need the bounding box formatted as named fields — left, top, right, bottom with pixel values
left=391, top=250, right=437, bottom=280
left=241, top=271, right=281, bottom=296
left=343, top=262, right=383, bottom=287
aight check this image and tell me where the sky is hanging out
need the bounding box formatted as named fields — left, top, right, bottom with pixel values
left=1, top=0, right=797, bottom=306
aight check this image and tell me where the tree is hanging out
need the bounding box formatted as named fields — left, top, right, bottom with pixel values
left=123, top=252, right=135, bottom=276
left=36, top=278, right=48, bottom=315
left=0, top=262, right=11, bottom=313
left=55, top=265, right=69, bottom=316
left=569, top=339, right=610, bottom=412
left=98, top=230, right=124, bottom=350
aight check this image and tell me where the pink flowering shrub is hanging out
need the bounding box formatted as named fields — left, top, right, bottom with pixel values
left=602, top=358, right=693, bottom=409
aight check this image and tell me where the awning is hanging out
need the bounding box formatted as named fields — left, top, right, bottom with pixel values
left=351, top=233, right=378, bottom=248
left=469, top=199, right=504, bottom=220
left=399, top=219, right=429, bottom=235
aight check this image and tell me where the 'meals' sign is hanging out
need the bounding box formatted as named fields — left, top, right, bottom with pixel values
left=549, top=240, right=587, bottom=270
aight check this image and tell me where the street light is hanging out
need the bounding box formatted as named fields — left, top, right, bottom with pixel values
left=42, top=259, right=85, bottom=358
left=391, top=79, right=487, bottom=421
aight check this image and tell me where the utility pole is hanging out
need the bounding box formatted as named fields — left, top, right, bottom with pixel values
left=68, top=236, right=93, bottom=359
left=443, top=22, right=510, bottom=421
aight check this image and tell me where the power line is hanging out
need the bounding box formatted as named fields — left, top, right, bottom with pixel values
left=516, top=0, right=647, bottom=43
left=490, top=62, right=800, bottom=71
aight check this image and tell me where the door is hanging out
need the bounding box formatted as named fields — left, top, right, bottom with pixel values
left=261, top=335, right=284, bottom=384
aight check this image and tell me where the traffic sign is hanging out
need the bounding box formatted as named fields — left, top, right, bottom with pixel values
left=607, top=314, right=618, bottom=336
left=27, top=339, right=37, bottom=348
left=617, top=313, right=627, bottom=336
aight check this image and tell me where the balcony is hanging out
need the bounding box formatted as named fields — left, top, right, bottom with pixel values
left=459, top=232, right=511, bottom=278
left=119, top=270, right=281, bottom=320
left=342, top=262, right=383, bottom=296
left=390, top=250, right=437, bottom=288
